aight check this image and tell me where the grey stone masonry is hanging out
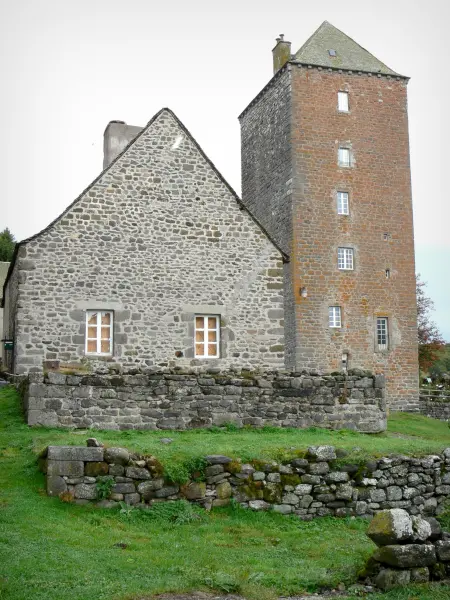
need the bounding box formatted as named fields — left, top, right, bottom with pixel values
left=3, top=108, right=286, bottom=375
left=419, top=394, right=450, bottom=421
left=22, top=367, right=385, bottom=432
left=41, top=442, right=450, bottom=525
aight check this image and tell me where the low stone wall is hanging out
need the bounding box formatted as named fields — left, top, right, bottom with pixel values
left=22, top=368, right=386, bottom=433
left=419, top=394, right=450, bottom=421
left=41, top=442, right=450, bottom=520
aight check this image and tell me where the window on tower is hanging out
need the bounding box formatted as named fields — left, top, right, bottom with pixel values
left=338, top=91, right=349, bottom=112
left=338, top=147, right=351, bottom=167
left=337, top=191, right=349, bottom=215
left=376, top=317, right=389, bottom=351
left=329, top=306, right=342, bottom=328
left=338, top=247, right=354, bottom=270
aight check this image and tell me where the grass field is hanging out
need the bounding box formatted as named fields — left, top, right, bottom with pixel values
left=1, top=385, right=450, bottom=600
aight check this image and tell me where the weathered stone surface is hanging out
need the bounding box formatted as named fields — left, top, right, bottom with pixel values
left=216, top=481, right=232, bottom=499
left=104, top=447, right=130, bottom=465
left=153, top=485, right=180, bottom=498
left=249, top=500, right=269, bottom=511
left=74, top=483, right=98, bottom=500
left=85, top=462, right=109, bottom=476
left=425, top=517, right=442, bottom=540
left=47, top=460, right=84, bottom=477
left=410, top=567, right=429, bottom=583
left=307, top=446, right=336, bottom=461
left=181, top=482, right=206, bottom=500
left=374, top=568, right=411, bottom=590
left=326, top=471, right=349, bottom=483
left=367, top=509, right=413, bottom=546
left=411, top=516, right=432, bottom=542
left=124, top=493, right=141, bottom=505
left=205, top=455, right=232, bottom=465
left=108, top=464, right=125, bottom=477
left=112, top=483, right=136, bottom=494
left=125, top=467, right=151, bottom=480
left=87, top=438, right=103, bottom=447
left=205, top=465, right=224, bottom=477
left=47, top=446, right=104, bottom=462
left=435, top=540, right=450, bottom=562
left=47, top=475, right=67, bottom=497
left=137, top=479, right=164, bottom=496
left=272, top=504, right=292, bottom=514
left=373, top=544, right=436, bottom=568
left=308, top=462, right=329, bottom=475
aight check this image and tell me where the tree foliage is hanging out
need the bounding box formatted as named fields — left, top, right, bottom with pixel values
left=417, top=274, right=444, bottom=372
left=0, top=228, right=16, bottom=262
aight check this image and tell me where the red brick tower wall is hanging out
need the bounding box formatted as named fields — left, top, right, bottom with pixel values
left=290, top=65, right=419, bottom=409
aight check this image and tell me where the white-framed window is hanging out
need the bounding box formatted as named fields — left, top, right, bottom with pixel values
left=337, top=191, right=349, bottom=215
left=329, top=306, right=342, bottom=328
left=195, top=315, right=220, bottom=358
left=376, top=317, right=389, bottom=350
left=85, top=310, right=113, bottom=355
left=338, top=147, right=351, bottom=167
left=338, top=247, right=354, bottom=270
left=338, top=91, right=349, bottom=112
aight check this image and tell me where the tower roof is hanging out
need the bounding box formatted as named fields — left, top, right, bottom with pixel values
left=294, top=21, right=400, bottom=76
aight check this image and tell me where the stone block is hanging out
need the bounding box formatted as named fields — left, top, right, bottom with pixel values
left=272, top=504, right=292, bottom=514
left=47, top=446, right=104, bottom=462
left=410, top=567, right=430, bottom=583
left=125, top=466, right=151, bottom=480
left=216, top=481, right=232, bottom=499
left=374, top=568, right=410, bottom=591
left=435, top=540, right=450, bottom=562
left=153, top=485, right=180, bottom=498
left=249, top=500, right=270, bottom=511
left=367, top=509, right=413, bottom=546
left=205, top=464, right=224, bottom=477
left=112, top=483, right=136, bottom=494
left=181, top=482, right=206, bottom=500
left=373, top=544, right=436, bottom=568
left=85, top=462, right=109, bottom=476
left=74, top=483, right=98, bottom=500
left=411, top=516, right=432, bottom=542
left=205, top=455, right=232, bottom=465
left=47, top=460, right=84, bottom=477
left=47, top=475, right=67, bottom=497
left=308, top=462, right=329, bottom=475
left=326, top=471, right=349, bottom=483
left=104, top=447, right=130, bottom=465
left=47, top=372, right=67, bottom=385
left=124, top=493, right=141, bottom=505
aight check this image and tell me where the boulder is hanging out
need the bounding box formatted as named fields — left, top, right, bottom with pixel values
left=424, top=517, right=442, bottom=541
left=216, top=481, right=232, bottom=499
left=74, top=483, right=98, bottom=500
left=104, top=447, right=130, bottom=465
left=435, top=540, right=450, bottom=562
left=47, top=475, right=67, bottom=497
left=374, top=568, right=410, bottom=591
left=411, top=516, right=432, bottom=542
left=125, top=467, right=151, bottom=480
left=373, top=544, right=437, bottom=568
left=181, top=482, right=206, bottom=500
left=367, top=509, right=413, bottom=546
left=307, top=446, right=336, bottom=461
left=410, top=567, right=430, bottom=583
left=249, top=500, right=269, bottom=511
left=153, top=485, right=180, bottom=498
left=205, top=455, right=232, bottom=465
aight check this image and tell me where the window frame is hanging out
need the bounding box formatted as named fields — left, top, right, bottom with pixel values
left=337, top=191, right=349, bottom=215
left=338, top=247, right=354, bottom=270
left=328, top=306, right=342, bottom=328
left=376, top=317, right=389, bottom=351
left=338, top=147, right=351, bottom=168
left=85, top=310, right=114, bottom=356
left=338, top=91, right=349, bottom=112
left=194, top=314, right=220, bottom=359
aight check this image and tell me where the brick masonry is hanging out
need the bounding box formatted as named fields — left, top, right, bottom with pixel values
left=41, top=442, right=450, bottom=522
left=240, top=63, right=419, bottom=411
left=21, top=368, right=386, bottom=432
left=3, top=109, right=286, bottom=375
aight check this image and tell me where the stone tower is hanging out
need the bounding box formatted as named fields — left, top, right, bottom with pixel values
left=239, top=22, right=419, bottom=410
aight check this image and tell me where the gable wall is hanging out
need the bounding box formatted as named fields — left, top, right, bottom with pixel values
left=13, top=111, right=285, bottom=374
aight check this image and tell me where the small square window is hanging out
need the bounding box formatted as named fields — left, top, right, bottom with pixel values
left=338, top=247, right=354, bottom=270
left=376, top=317, right=389, bottom=350
left=195, top=315, right=220, bottom=358
left=338, top=91, right=349, bottom=112
left=85, top=310, right=113, bottom=355
left=338, top=147, right=351, bottom=167
left=337, top=191, right=349, bottom=215
left=329, top=306, right=342, bottom=328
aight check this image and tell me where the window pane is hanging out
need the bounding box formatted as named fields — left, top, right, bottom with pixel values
left=195, top=343, right=204, bottom=356
left=101, top=327, right=110, bottom=340
left=101, top=312, right=111, bottom=325
left=208, top=317, right=217, bottom=330
left=208, top=344, right=217, bottom=356
left=338, top=92, right=349, bottom=112
left=337, top=191, right=349, bottom=215
left=195, top=316, right=204, bottom=329
left=88, top=326, right=97, bottom=339
left=88, top=312, right=98, bottom=325
left=87, top=340, right=97, bottom=353
left=101, top=340, right=111, bottom=354
left=208, top=330, right=217, bottom=342
left=195, top=330, right=204, bottom=342
left=339, top=148, right=350, bottom=166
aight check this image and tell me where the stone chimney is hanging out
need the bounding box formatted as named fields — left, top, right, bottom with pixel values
left=103, top=121, right=143, bottom=170
left=272, top=34, right=291, bottom=75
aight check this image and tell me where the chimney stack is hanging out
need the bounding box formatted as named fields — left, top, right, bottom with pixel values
left=103, top=121, right=143, bottom=170
left=272, top=34, right=291, bottom=75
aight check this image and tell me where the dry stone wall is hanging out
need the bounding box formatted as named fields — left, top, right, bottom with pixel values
left=41, top=442, right=450, bottom=522
left=419, top=394, right=450, bottom=421
left=22, top=368, right=386, bottom=433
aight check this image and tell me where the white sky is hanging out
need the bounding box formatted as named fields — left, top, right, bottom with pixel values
left=1, top=0, right=449, bottom=339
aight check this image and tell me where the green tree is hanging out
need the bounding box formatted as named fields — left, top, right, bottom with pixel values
left=0, top=228, right=16, bottom=262
left=417, top=274, right=444, bottom=373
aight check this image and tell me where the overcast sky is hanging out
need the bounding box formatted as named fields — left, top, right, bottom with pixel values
left=1, top=0, right=449, bottom=339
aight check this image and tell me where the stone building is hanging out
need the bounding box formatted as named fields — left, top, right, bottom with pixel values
left=2, top=21, right=418, bottom=413
left=2, top=109, right=287, bottom=375
left=240, top=22, right=418, bottom=410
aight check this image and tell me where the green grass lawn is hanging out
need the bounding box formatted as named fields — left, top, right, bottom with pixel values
left=1, top=385, right=450, bottom=600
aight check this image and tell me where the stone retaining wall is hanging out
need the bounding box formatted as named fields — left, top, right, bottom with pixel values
left=41, top=442, right=450, bottom=520
left=21, top=368, right=386, bottom=433
left=419, top=394, right=450, bottom=421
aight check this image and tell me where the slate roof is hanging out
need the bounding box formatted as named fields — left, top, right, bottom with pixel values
left=294, top=21, right=401, bottom=76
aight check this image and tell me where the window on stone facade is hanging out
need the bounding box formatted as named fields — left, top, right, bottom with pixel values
left=338, top=247, right=354, bottom=270
left=329, top=306, right=342, bottom=328
left=85, top=310, right=113, bottom=355
left=337, top=191, right=349, bottom=215
left=376, top=317, right=389, bottom=350
left=338, top=91, right=349, bottom=112
left=195, top=315, right=220, bottom=358
left=338, top=147, right=351, bottom=167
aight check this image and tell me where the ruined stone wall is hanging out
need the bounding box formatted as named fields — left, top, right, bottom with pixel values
left=419, top=394, right=450, bottom=421
left=22, top=368, right=386, bottom=433
left=42, top=442, right=450, bottom=521
left=11, top=109, right=285, bottom=375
